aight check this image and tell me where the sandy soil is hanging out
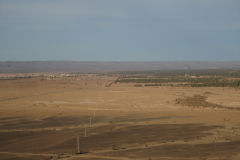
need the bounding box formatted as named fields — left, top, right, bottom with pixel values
left=0, top=75, right=240, bottom=160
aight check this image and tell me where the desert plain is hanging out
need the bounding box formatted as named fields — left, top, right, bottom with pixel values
left=0, top=71, right=240, bottom=160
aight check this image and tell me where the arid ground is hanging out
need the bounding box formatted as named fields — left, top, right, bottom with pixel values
left=0, top=72, right=240, bottom=160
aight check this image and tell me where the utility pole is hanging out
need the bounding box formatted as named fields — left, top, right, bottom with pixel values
left=84, top=125, right=87, bottom=137
left=77, top=135, right=80, bottom=153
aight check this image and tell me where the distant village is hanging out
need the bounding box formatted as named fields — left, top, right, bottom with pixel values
left=0, top=73, right=90, bottom=80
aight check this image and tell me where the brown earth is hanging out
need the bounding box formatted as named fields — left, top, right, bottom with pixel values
left=0, top=75, right=240, bottom=160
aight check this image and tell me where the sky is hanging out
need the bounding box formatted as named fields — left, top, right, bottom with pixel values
left=0, top=0, right=240, bottom=61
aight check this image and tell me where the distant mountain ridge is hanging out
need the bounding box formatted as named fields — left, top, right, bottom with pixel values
left=0, top=61, right=240, bottom=73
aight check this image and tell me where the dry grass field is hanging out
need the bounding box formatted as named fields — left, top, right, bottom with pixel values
left=0, top=72, right=240, bottom=160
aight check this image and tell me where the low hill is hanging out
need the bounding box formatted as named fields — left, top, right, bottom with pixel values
left=0, top=61, right=239, bottom=73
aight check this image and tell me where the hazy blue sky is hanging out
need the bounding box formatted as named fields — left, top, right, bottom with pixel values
left=0, top=0, right=239, bottom=61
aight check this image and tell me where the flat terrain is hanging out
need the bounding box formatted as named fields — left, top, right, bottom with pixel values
left=0, top=72, right=240, bottom=160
